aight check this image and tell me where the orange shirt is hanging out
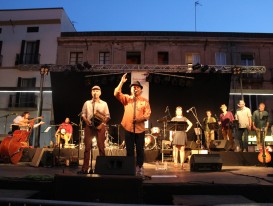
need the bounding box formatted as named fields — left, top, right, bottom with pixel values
left=115, top=92, right=151, bottom=133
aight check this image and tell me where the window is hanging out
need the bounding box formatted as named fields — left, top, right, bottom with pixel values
left=215, top=52, right=227, bottom=65
left=14, top=78, right=37, bottom=108
left=27, top=27, right=39, bottom=33
left=126, top=52, right=141, bottom=64
left=69, top=52, right=83, bottom=65
left=0, top=41, right=2, bottom=66
left=241, top=53, right=254, bottom=66
left=99, top=52, right=110, bottom=64
left=158, top=52, right=169, bottom=65
left=16, top=40, right=40, bottom=64
left=185, top=53, right=200, bottom=65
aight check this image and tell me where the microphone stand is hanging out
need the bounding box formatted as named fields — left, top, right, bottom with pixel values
left=78, top=113, right=83, bottom=166
left=90, top=99, right=95, bottom=174
left=188, top=108, right=204, bottom=150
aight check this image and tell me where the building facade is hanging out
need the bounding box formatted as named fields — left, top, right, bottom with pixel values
left=0, top=8, right=75, bottom=147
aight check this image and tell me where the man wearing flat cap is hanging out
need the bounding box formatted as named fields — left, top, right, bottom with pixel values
left=114, top=73, right=151, bottom=177
left=78, top=85, right=110, bottom=174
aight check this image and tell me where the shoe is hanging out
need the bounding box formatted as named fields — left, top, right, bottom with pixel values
left=77, top=170, right=88, bottom=174
left=243, top=149, right=247, bottom=152
left=174, top=163, right=178, bottom=168
left=181, top=164, right=185, bottom=170
left=136, top=166, right=144, bottom=176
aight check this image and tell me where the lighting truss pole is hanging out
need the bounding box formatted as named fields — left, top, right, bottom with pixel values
left=195, top=1, right=201, bottom=32
left=35, top=65, right=49, bottom=148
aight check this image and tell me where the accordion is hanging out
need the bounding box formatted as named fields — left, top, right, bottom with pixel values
left=91, top=110, right=106, bottom=128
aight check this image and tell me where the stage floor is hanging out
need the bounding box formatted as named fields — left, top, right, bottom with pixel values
left=0, top=155, right=273, bottom=205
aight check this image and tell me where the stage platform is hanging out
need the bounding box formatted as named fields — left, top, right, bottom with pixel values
left=0, top=148, right=272, bottom=205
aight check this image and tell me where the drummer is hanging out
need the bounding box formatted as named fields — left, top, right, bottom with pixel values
left=55, top=117, right=73, bottom=147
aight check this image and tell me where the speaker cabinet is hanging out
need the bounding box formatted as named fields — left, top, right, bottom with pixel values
left=210, top=140, right=231, bottom=151
left=95, top=156, right=136, bottom=175
left=190, top=154, right=222, bottom=171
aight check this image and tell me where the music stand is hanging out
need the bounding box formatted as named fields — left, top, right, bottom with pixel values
left=168, top=121, right=188, bottom=131
left=208, top=122, right=219, bottom=130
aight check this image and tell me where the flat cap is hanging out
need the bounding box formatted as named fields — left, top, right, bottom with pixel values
left=92, top=85, right=101, bottom=90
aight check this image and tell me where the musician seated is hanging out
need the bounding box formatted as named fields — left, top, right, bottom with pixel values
left=55, top=117, right=73, bottom=147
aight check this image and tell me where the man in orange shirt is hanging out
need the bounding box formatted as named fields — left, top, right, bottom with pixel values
left=114, top=73, right=151, bottom=177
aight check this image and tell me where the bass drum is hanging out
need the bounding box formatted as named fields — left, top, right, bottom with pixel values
left=144, top=134, right=157, bottom=150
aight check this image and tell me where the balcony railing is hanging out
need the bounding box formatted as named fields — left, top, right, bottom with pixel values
left=8, top=94, right=38, bottom=109
left=15, top=53, right=40, bottom=65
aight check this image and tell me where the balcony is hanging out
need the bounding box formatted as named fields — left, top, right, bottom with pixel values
left=8, top=94, right=38, bottom=109
left=15, top=53, right=40, bottom=65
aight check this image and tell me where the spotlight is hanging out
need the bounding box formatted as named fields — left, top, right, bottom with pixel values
left=154, top=75, right=161, bottom=84
left=83, top=61, right=91, bottom=69
left=209, top=67, right=217, bottom=73
left=201, top=65, right=209, bottom=72
left=77, top=64, right=84, bottom=71
left=192, top=63, right=201, bottom=70
left=232, top=67, right=242, bottom=75
left=146, top=74, right=153, bottom=82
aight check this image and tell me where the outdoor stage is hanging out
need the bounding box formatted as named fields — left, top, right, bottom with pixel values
left=0, top=147, right=273, bottom=205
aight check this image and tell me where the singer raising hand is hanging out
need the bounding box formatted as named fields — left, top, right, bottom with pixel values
left=114, top=73, right=151, bottom=177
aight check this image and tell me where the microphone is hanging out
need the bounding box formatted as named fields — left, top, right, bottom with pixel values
left=165, top=106, right=169, bottom=113
left=186, top=107, right=195, bottom=113
left=71, top=122, right=78, bottom=126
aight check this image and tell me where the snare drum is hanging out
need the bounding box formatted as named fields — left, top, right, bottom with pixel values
left=144, top=134, right=157, bottom=150
left=151, top=127, right=160, bottom=136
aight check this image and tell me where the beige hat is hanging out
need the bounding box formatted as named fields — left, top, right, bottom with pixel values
left=92, top=85, right=101, bottom=90
left=220, top=104, right=227, bottom=109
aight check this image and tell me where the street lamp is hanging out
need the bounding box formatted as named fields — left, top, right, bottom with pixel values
left=35, top=65, right=49, bottom=148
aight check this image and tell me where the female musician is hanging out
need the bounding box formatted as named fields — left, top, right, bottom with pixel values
left=170, top=106, right=193, bottom=170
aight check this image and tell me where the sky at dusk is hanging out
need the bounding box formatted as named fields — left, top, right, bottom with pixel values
left=1, top=0, right=273, bottom=33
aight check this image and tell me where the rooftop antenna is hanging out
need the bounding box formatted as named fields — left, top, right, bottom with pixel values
left=194, top=1, right=202, bottom=32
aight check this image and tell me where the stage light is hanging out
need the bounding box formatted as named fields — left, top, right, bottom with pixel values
left=232, top=67, right=242, bottom=75
left=209, top=67, right=217, bottom=73
left=154, top=75, right=161, bottom=84
left=192, top=63, right=201, bottom=70
left=146, top=74, right=153, bottom=82
left=83, top=61, right=91, bottom=69
left=201, top=65, right=209, bottom=72
left=77, top=63, right=84, bottom=71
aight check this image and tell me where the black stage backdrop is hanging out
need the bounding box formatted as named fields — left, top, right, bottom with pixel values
left=51, top=72, right=231, bottom=143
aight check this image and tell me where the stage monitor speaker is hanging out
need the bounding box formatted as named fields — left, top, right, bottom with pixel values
left=210, top=140, right=230, bottom=151
left=95, top=156, right=135, bottom=175
left=190, top=154, right=222, bottom=171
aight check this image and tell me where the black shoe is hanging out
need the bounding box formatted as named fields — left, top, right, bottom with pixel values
left=77, top=170, right=88, bottom=174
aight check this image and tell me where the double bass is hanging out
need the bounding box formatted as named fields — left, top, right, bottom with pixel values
left=257, top=127, right=272, bottom=164
left=0, top=116, right=43, bottom=164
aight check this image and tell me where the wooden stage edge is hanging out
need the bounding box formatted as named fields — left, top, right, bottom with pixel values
left=8, top=147, right=273, bottom=167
